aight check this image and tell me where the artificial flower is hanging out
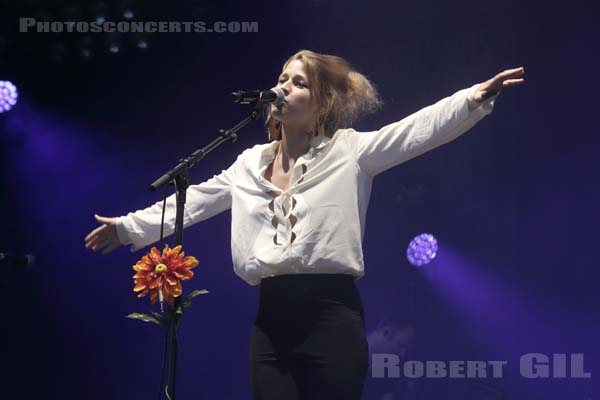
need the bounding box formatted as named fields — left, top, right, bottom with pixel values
left=132, top=244, right=198, bottom=306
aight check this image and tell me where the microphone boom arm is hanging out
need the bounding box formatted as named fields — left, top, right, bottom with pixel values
left=149, top=102, right=263, bottom=192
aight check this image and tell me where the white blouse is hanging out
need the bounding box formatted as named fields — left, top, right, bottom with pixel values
left=116, top=83, right=499, bottom=286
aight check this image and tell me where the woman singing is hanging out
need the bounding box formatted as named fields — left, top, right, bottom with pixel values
left=84, top=49, right=524, bottom=400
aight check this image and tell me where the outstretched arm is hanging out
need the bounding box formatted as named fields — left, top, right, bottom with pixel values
left=349, top=66, right=526, bottom=176
left=85, top=151, right=246, bottom=254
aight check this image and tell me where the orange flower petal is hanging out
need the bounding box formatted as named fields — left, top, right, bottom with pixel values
left=171, top=245, right=182, bottom=256
left=173, top=270, right=192, bottom=280
left=149, top=247, right=162, bottom=264
left=150, top=290, right=159, bottom=304
left=165, top=275, right=178, bottom=286
left=161, top=245, right=171, bottom=260
left=134, top=282, right=147, bottom=292
left=134, top=263, right=148, bottom=272
left=182, top=257, right=199, bottom=269
left=148, top=276, right=161, bottom=290
left=172, top=280, right=182, bottom=297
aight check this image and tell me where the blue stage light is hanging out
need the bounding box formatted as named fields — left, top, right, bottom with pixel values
left=0, top=80, right=18, bottom=113
left=406, top=233, right=438, bottom=266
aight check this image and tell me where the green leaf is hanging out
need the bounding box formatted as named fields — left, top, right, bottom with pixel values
left=179, top=289, right=210, bottom=311
left=125, top=313, right=161, bottom=325
left=186, top=289, right=209, bottom=301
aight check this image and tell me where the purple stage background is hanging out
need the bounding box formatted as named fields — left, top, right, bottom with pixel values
left=1, top=0, right=598, bottom=399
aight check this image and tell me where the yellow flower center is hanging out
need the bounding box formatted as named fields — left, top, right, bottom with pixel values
left=155, top=263, right=168, bottom=274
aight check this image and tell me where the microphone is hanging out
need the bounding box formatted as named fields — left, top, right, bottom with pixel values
left=0, top=253, right=36, bottom=267
left=231, top=87, right=285, bottom=105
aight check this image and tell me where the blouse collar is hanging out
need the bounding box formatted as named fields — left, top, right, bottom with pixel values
left=258, top=129, right=334, bottom=171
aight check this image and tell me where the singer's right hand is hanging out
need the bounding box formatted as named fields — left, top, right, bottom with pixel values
left=84, top=214, right=121, bottom=254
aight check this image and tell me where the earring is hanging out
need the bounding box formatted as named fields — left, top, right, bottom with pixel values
left=315, top=115, right=325, bottom=137
left=267, top=117, right=281, bottom=141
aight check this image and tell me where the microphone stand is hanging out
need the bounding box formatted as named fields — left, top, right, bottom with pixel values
left=149, top=102, right=264, bottom=400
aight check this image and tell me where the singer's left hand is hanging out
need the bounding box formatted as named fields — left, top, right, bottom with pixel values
left=472, top=67, right=525, bottom=102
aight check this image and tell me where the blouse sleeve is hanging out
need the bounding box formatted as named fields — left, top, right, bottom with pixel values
left=115, top=152, right=244, bottom=252
left=348, top=83, right=500, bottom=176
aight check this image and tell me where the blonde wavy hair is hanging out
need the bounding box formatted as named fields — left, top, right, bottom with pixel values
left=266, top=49, right=382, bottom=141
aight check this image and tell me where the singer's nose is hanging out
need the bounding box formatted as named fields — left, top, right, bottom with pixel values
left=279, top=85, right=290, bottom=96
left=278, top=81, right=291, bottom=96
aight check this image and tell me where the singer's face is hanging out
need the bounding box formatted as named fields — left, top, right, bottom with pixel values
left=271, top=60, right=319, bottom=128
